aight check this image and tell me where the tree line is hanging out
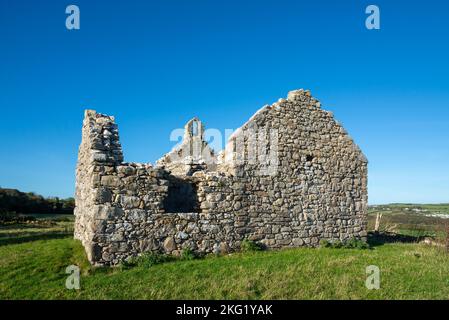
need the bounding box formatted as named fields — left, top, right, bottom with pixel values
left=0, top=188, right=74, bottom=215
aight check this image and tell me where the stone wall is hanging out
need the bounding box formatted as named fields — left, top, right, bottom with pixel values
left=156, top=117, right=216, bottom=176
left=74, top=89, right=368, bottom=265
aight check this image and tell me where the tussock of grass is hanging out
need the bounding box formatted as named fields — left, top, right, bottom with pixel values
left=319, top=238, right=370, bottom=250
left=240, top=239, right=264, bottom=252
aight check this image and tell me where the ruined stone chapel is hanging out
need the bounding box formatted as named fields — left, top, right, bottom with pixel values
left=74, top=89, right=368, bottom=265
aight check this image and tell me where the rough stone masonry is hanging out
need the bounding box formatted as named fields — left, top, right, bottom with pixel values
left=74, top=89, right=368, bottom=265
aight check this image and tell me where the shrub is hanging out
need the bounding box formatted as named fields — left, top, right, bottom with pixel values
left=0, top=211, right=36, bottom=225
left=332, top=240, right=344, bottom=249
left=319, top=239, right=331, bottom=248
left=344, top=238, right=370, bottom=249
left=240, top=239, right=262, bottom=252
left=119, top=252, right=174, bottom=269
left=319, top=238, right=370, bottom=250
left=180, top=248, right=197, bottom=261
left=138, top=252, right=173, bottom=268
left=119, top=257, right=138, bottom=270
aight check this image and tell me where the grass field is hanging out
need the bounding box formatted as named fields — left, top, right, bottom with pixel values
left=368, top=204, right=449, bottom=238
left=0, top=214, right=73, bottom=246
left=1, top=208, right=449, bottom=300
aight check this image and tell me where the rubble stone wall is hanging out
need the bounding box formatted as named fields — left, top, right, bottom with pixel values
left=74, top=90, right=368, bottom=265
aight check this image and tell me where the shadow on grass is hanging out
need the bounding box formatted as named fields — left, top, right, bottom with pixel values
left=368, top=231, right=426, bottom=247
left=0, top=223, right=54, bottom=230
left=0, top=232, right=72, bottom=246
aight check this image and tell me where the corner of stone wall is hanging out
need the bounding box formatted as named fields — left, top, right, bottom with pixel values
left=74, top=109, right=124, bottom=264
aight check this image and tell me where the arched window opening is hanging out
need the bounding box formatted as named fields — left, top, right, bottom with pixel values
left=191, top=120, right=199, bottom=137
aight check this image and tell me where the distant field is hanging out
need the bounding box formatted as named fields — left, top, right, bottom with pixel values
left=368, top=204, right=449, bottom=238
left=0, top=214, right=73, bottom=246
left=23, top=213, right=75, bottom=220
left=1, top=206, right=449, bottom=299
left=369, top=203, right=449, bottom=217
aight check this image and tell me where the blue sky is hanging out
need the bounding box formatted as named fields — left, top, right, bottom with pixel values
left=0, top=0, right=448, bottom=204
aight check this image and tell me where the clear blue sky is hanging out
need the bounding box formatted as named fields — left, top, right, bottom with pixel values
left=0, top=0, right=448, bottom=204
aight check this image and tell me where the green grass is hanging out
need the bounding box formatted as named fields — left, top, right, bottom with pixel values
left=1, top=210, right=449, bottom=300
left=0, top=215, right=73, bottom=246
left=1, top=236, right=449, bottom=299
left=23, top=213, right=75, bottom=221
left=369, top=203, right=449, bottom=217
left=368, top=203, right=449, bottom=238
